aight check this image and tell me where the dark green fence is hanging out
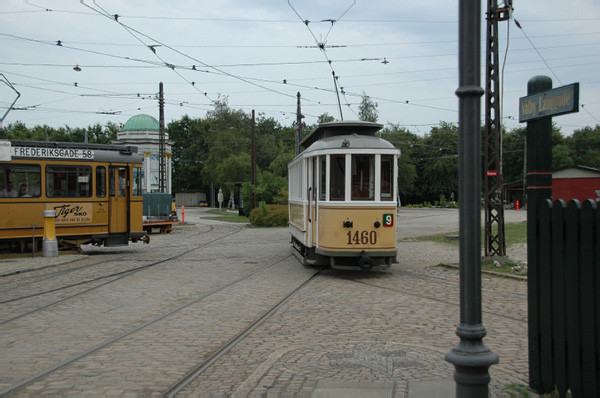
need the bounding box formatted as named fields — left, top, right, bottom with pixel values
left=528, top=198, right=599, bottom=397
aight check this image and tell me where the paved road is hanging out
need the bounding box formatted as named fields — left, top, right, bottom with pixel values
left=0, top=207, right=529, bottom=397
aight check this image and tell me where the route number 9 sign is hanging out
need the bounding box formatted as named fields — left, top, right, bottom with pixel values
left=383, top=213, right=394, bottom=227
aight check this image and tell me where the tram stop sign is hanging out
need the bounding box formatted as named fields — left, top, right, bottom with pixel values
left=519, top=83, right=579, bottom=122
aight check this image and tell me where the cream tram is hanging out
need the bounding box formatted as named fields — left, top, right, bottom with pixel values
left=288, top=121, right=401, bottom=270
left=0, top=140, right=147, bottom=252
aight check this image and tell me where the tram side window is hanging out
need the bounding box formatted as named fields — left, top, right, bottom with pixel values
left=96, top=166, right=106, bottom=198
left=319, top=156, right=326, bottom=200
left=381, top=155, right=394, bottom=201
left=46, top=166, right=92, bottom=197
left=330, top=155, right=345, bottom=201
left=351, top=154, right=374, bottom=201
left=0, top=165, right=41, bottom=198
left=132, top=167, right=143, bottom=196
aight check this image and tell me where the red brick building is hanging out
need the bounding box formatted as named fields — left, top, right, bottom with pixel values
left=552, top=165, right=600, bottom=204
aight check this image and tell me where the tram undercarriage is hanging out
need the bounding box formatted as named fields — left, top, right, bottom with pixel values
left=291, top=236, right=395, bottom=270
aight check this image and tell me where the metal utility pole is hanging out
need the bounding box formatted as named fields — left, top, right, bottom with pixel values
left=446, top=0, right=498, bottom=396
left=484, top=0, right=512, bottom=257
left=251, top=110, right=257, bottom=209
left=294, top=92, right=304, bottom=155
left=158, top=82, right=166, bottom=193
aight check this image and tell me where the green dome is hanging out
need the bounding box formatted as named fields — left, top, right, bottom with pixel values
left=122, top=114, right=160, bottom=132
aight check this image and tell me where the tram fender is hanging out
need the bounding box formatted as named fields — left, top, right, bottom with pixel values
left=358, top=251, right=375, bottom=271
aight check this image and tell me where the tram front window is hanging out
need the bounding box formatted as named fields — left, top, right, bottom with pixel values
left=330, top=155, right=345, bottom=201
left=351, top=154, right=374, bottom=201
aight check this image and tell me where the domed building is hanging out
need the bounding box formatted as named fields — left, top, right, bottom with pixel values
left=113, top=114, right=173, bottom=194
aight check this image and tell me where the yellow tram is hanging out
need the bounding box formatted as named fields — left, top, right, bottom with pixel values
left=0, top=140, right=147, bottom=252
left=288, top=121, right=401, bottom=270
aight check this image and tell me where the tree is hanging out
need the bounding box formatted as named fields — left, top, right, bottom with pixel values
left=358, top=91, right=378, bottom=122
left=168, top=115, right=210, bottom=191
left=566, top=125, right=600, bottom=168
left=317, top=113, right=335, bottom=124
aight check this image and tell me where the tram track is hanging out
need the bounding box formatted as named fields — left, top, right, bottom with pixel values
left=346, top=274, right=527, bottom=324
left=392, top=268, right=528, bottom=301
left=0, top=224, right=217, bottom=294
left=1, top=253, right=304, bottom=397
left=163, top=269, right=322, bottom=397
left=0, top=224, right=242, bottom=325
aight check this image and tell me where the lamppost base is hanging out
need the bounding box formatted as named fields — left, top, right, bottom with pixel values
left=445, top=324, right=499, bottom=397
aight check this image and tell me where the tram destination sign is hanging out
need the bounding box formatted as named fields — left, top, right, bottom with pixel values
left=519, top=83, right=579, bottom=122
left=9, top=145, right=94, bottom=160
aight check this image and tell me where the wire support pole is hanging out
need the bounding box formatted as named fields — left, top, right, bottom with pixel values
left=445, top=0, right=499, bottom=396
left=484, top=0, right=510, bottom=257
left=158, top=82, right=166, bottom=193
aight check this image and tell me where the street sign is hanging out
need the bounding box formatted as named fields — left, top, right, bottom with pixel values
left=486, top=170, right=497, bottom=177
left=519, top=83, right=579, bottom=122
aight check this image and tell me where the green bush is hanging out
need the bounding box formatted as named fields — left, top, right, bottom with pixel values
left=249, top=204, right=289, bottom=227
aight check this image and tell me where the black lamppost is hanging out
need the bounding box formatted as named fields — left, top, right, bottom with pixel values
left=445, top=0, right=499, bottom=396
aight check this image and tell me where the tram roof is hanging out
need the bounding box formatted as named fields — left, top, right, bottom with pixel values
left=300, top=120, right=383, bottom=150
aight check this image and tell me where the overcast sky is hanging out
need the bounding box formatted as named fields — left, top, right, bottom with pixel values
left=1, top=0, right=599, bottom=136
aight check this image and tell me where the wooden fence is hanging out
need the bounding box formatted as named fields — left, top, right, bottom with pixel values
left=528, top=198, right=599, bottom=397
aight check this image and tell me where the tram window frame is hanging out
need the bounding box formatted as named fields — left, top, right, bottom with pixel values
left=0, top=164, right=41, bottom=198
left=319, top=156, right=326, bottom=200
left=117, top=167, right=127, bottom=197
left=132, top=167, right=143, bottom=197
left=351, top=154, right=374, bottom=201
left=96, top=166, right=106, bottom=198
left=330, top=154, right=345, bottom=201
left=46, top=165, right=92, bottom=198
left=381, top=155, right=394, bottom=201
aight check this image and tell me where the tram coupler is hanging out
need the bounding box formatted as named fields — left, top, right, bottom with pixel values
left=358, top=251, right=375, bottom=271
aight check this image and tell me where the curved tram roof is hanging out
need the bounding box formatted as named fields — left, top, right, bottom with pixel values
left=299, top=120, right=398, bottom=155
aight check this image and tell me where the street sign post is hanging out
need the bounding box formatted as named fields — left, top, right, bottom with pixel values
left=519, top=83, right=579, bottom=122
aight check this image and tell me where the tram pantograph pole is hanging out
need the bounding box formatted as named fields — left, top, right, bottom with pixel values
left=445, top=0, right=499, bottom=396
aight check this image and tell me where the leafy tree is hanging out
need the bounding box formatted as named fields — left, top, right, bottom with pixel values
left=168, top=115, right=210, bottom=191
left=317, top=113, right=335, bottom=124
left=358, top=91, right=378, bottom=122
left=565, top=125, right=600, bottom=168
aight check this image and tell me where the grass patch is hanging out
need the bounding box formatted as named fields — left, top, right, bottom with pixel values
left=419, top=221, right=528, bottom=277
left=416, top=221, right=527, bottom=247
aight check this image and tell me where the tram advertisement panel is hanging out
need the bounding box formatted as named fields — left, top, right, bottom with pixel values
left=46, top=203, right=93, bottom=224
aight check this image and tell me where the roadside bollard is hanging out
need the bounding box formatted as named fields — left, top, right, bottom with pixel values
left=182, top=205, right=185, bottom=223
left=42, top=210, right=58, bottom=257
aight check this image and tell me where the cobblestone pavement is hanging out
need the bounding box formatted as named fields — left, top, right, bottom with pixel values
left=0, top=208, right=529, bottom=397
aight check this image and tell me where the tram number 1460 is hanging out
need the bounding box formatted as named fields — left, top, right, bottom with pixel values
left=347, top=230, right=377, bottom=245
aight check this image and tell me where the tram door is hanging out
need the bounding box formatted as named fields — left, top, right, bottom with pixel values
left=108, top=166, right=129, bottom=238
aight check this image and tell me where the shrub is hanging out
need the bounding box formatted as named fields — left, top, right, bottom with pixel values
left=249, top=204, right=289, bottom=227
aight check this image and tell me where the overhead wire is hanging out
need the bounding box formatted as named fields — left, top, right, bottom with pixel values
left=81, top=0, right=299, bottom=104
left=513, top=16, right=599, bottom=125
left=288, top=0, right=357, bottom=120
